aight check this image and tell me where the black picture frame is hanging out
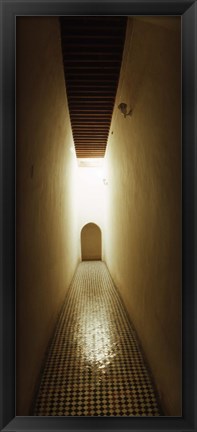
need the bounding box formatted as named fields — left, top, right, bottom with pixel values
left=0, top=0, right=196, bottom=431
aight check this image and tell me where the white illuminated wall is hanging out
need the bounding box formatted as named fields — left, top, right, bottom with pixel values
left=76, top=162, right=108, bottom=260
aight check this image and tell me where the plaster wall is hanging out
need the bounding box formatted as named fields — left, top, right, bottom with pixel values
left=103, top=17, right=181, bottom=415
left=16, top=17, right=80, bottom=415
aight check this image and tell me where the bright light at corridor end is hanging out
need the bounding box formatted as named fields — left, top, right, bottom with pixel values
left=77, top=158, right=108, bottom=185
left=78, top=158, right=104, bottom=168
left=76, top=157, right=107, bottom=229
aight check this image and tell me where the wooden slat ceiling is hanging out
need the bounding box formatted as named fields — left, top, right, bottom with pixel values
left=59, top=16, right=127, bottom=159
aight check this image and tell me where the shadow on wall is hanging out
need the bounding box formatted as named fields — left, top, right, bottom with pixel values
left=81, top=223, right=102, bottom=261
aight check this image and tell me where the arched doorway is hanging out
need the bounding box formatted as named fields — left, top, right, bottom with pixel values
left=81, top=223, right=102, bottom=261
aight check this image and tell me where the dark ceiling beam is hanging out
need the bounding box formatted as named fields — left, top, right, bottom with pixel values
left=60, top=16, right=127, bottom=158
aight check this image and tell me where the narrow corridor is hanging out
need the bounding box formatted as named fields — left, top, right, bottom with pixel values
left=33, top=261, right=162, bottom=416
left=16, top=17, right=182, bottom=415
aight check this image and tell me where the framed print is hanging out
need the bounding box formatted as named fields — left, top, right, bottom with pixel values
left=0, top=1, right=196, bottom=431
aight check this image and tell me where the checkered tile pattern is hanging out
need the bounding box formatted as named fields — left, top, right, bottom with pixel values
left=33, top=261, right=162, bottom=416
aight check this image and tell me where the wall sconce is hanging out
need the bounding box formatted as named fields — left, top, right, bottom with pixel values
left=118, top=102, right=132, bottom=118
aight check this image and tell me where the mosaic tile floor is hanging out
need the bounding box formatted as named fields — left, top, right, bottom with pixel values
left=33, top=261, right=162, bottom=416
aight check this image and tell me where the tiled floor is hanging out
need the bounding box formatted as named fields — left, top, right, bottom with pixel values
left=33, top=261, right=162, bottom=416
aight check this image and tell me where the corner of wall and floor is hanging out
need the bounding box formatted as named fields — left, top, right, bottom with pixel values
left=16, top=17, right=80, bottom=415
left=103, top=17, right=182, bottom=416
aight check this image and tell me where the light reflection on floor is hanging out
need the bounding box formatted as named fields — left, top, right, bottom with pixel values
left=33, top=261, right=162, bottom=416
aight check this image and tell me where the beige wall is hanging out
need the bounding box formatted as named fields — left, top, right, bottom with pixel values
left=81, top=223, right=102, bottom=261
left=16, top=17, right=80, bottom=415
left=103, top=17, right=181, bottom=415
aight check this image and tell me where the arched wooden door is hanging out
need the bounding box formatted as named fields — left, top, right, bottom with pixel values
left=81, top=223, right=102, bottom=261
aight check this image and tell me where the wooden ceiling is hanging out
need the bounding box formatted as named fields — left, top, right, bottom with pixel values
left=59, top=16, right=127, bottom=159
